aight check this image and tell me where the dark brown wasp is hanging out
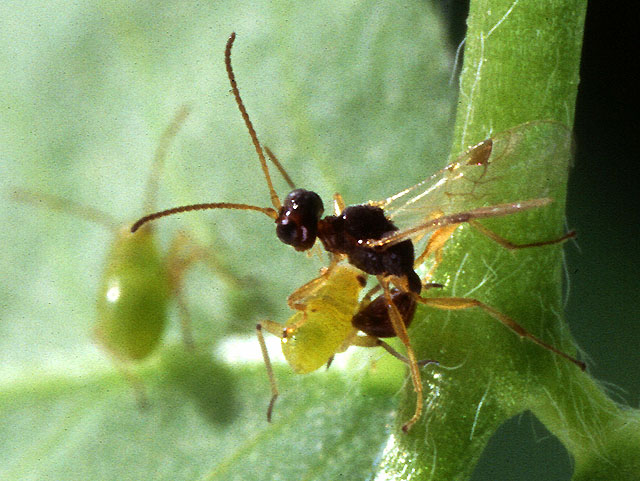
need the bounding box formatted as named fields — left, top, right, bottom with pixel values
left=131, top=33, right=584, bottom=432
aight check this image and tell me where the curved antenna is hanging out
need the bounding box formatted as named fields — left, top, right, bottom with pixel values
left=143, top=105, right=191, bottom=213
left=226, top=32, right=281, bottom=210
left=131, top=202, right=277, bottom=233
left=130, top=35, right=289, bottom=234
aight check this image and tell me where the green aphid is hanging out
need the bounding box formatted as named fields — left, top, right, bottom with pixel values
left=95, top=224, right=171, bottom=362
left=13, top=106, right=203, bottom=405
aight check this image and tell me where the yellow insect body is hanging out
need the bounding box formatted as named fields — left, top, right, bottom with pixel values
left=281, top=264, right=364, bottom=374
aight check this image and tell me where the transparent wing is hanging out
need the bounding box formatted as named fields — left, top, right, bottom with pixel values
left=367, top=120, right=572, bottom=248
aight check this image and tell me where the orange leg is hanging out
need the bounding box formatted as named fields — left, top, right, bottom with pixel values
left=413, top=218, right=574, bottom=273
left=414, top=224, right=460, bottom=274
left=468, top=219, right=576, bottom=249
left=350, top=335, right=438, bottom=368
left=378, top=276, right=424, bottom=432
left=333, top=192, right=346, bottom=215
left=359, top=282, right=379, bottom=306
left=417, top=295, right=585, bottom=370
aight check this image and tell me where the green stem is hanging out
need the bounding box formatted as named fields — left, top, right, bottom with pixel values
left=452, top=0, right=586, bottom=147
left=374, top=1, right=639, bottom=480
left=533, top=371, right=640, bottom=480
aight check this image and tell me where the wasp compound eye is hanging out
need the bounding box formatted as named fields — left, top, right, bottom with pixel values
left=275, top=218, right=300, bottom=245
left=276, top=189, right=324, bottom=251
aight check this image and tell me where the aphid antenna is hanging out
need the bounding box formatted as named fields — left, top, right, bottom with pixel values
left=12, top=105, right=192, bottom=235
left=143, top=105, right=191, bottom=214
left=10, top=188, right=120, bottom=232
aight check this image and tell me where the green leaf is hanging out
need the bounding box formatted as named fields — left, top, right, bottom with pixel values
left=0, top=1, right=456, bottom=480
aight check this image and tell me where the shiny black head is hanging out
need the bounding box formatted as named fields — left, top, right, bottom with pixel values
left=276, top=189, right=324, bottom=251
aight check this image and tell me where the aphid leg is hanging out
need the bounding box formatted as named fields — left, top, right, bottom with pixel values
left=116, top=363, right=149, bottom=409
left=350, top=335, right=438, bottom=367
left=468, top=219, right=576, bottom=249
left=332, top=193, right=346, bottom=215
left=281, top=311, right=312, bottom=335
left=326, top=327, right=362, bottom=370
left=378, top=276, right=424, bottom=432
left=167, top=234, right=202, bottom=350
left=256, top=320, right=285, bottom=421
left=286, top=256, right=342, bottom=311
left=166, top=232, right=217, bottom=350
left=93, top=329, right=149, bottom=409
left=173, top=296, right=195, bottom=351
left=417, top=296, right=586, bottom=371
left=325, top=355, right=335, bottom=370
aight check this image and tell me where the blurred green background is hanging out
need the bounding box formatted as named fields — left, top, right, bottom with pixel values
left=0, top=1, right=635, bottom=480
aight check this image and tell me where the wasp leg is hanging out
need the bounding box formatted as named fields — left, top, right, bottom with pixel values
left=377, top=276, right=424, bottom=433
left=349, top=335, right=438, bottom=368
left=414, top=224, right=460, bottom=277
left=332, top=192, right=346, bottom=215
left=468, top=219, right=576, bottom=249
left=417, top=296, right=585, bottom=371
left=359, top=282, right=380, bottom=307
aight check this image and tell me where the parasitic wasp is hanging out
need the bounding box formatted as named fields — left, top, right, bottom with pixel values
left=131, top=33, right=584, bottom=431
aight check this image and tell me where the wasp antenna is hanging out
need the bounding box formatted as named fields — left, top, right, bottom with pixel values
left=264, top=145, right=296, bottom=190
left=130, top=202, right=278, bottom=233
left=143, top=105, right=191, bottom=213
left=225, top=32, right=282, bottom=211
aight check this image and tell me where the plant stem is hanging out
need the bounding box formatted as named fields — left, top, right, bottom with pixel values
left=373, top=1, right=638, bottom=480
left=452, top=0, right=586, bottom=149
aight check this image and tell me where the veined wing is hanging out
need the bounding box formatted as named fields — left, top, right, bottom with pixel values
left=367, top=120, right=572, bottom=248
